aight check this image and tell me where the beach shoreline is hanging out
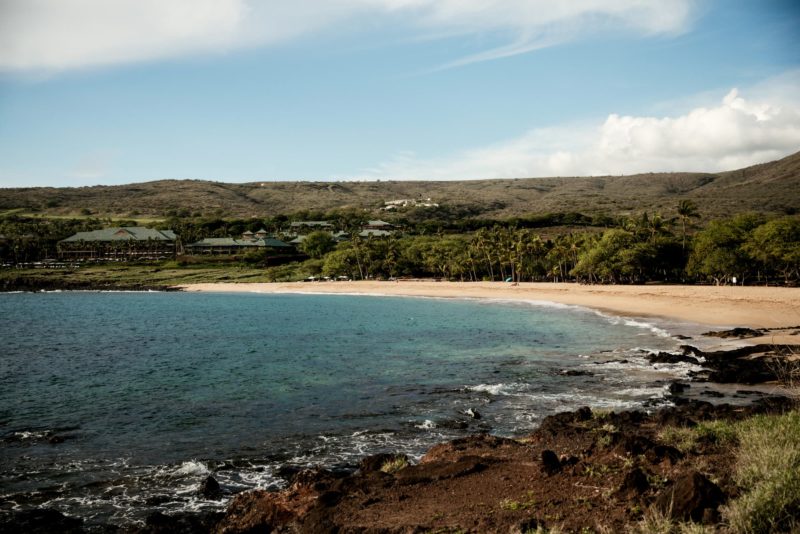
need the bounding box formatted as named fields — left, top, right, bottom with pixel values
left=177, top=281, right=800, bottom=344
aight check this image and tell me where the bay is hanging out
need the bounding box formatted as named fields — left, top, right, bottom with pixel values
left=0, top=291, right=689, bottom=525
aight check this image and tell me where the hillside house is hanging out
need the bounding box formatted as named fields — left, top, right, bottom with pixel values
left=58, top=227, right=177, bottom=261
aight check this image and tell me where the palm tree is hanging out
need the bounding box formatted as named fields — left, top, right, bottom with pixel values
left=677, top=200, right=699, bottom=251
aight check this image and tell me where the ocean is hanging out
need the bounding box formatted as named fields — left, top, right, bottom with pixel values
left=0, top=291, right=698, bottom=526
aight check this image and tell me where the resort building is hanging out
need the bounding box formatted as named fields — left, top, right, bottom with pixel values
left=58, top=227, right=177, bottom=261
left=358, top=220, right=398, bottom=238
left=185, top=230, right=293, bottom=256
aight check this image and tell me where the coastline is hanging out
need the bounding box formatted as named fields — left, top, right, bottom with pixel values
left=4, top=283, right=799, bottom=532
left=177, top=281, right=800, bottom=344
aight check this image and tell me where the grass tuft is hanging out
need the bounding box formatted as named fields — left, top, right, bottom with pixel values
left=723, top=409, right=800, bottom=534
left=379, top=456, right=409, bottom=474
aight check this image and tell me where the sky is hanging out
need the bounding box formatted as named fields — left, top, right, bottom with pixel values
left=0, top=0, right=799, bottom=187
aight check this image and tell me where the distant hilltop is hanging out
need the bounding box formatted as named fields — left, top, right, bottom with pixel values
left=0, top=151, right=798, bottom=221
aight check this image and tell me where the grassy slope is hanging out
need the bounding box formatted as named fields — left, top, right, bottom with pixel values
left=0, top=264, right=276, bottom=290
left=1, top=152, right=798, bottom=221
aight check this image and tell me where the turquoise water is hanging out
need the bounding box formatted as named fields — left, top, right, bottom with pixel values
left=0, top=291, right=690, bottom=525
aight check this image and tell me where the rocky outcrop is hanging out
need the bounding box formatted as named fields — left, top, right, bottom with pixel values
left=678, top=343, right=800, bottom=384
left=702, top=327, right=764, bottom=338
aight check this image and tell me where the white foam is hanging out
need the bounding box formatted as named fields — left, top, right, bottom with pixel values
left=466, top=383, right=514, bottom=395
left=415, top=419, right=436, bottom=430
left=13, top=430, right=50, bottom=440
left=171, top=460, right=210, bottom=477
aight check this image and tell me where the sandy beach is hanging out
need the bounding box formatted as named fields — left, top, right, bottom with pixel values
left=178, top=281, right=800, bottom=343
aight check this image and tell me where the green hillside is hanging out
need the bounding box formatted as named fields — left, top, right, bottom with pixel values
left=1, top=151, right=798, bottom=221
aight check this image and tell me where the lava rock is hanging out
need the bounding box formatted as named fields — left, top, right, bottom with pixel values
left=647, top=352, right=700, bottom=365
left=512, top=518, right=541, bottom=534
left=668, top=382, right=690, bottom=394
left=142, top=511, right=223, bottom=534
left=198, top=475, right=222, bottom=500
left=395, top=456, right=487, bottom=485
left=0, top=509, right=84, bottom=534
left=615, top=467, right=650, bottom=499
left=560, top=369, right=594, bottom=377
left=654, top=471, right=726, bottom=522
left=540, top=450, right=561, bottom=476
left=702, top=327, right=763, bottom=338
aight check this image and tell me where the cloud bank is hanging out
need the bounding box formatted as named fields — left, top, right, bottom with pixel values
left=359, top=74, right=800, bottom=180
left=0, top=0, right=696, bottom=72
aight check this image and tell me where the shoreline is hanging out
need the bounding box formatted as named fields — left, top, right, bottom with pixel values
left=177, top=281, right=800, bottom=344
left=5, top=283, right=800, bottom=532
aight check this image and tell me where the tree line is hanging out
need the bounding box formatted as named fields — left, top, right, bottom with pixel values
left=1, top=207, right=797, bottom=285
left=274, top=211, right=800, bottom=286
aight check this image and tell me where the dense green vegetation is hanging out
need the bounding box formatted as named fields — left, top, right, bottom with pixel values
left=1, top=204, right=798, bottom=286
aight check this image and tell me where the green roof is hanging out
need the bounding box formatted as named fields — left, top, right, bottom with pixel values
left=188, top=237, right=292, bottom=248
left=60, top=227, right=176, bottom=243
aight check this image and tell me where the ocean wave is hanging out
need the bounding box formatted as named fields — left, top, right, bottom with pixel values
left=414, top=419, right=436, bottom=430
left=170, top=460, right=210, bottom=477
left=595, top=312, right=673, bottom=338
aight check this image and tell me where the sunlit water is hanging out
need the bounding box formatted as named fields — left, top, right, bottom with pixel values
left=1, top=291, right=700, bottom=525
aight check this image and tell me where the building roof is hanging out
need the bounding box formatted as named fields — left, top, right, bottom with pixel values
left=359, top=229, right=394, bottom=238
left=260, top=237, right=292, bottom=248
left=289, top=221, right=333, bottom=228
left=60, top=227, right=176, bottom=243
left=365, top=220, right=394, bottom=227
left=187, top=237, right=292, bottom=248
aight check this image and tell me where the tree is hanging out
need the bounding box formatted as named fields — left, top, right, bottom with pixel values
left=676, top=200, right=699, bottom=251
left=571, top=229, right=638, bottom=283
left=687, top=214, right=764, bottom=285
left=299, top=231, right=336, bottom=259
left=743, top=216, right=800, bottom=284
left=321, top=246, right=360, bottom=279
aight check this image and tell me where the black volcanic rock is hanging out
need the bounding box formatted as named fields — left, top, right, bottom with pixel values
left=540, top=450, right=561, bottom=476
left=0, top=509, right=85, bottom=534
left=198, top=475, right=222, bottom=500
left=654, top=471, right=725, bottom=522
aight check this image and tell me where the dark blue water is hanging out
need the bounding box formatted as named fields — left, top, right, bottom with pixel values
left=0, top=291, right=691, bottom=525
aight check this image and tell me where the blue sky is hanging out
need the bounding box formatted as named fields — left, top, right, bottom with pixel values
left=0, top=0, right=799, bottom=187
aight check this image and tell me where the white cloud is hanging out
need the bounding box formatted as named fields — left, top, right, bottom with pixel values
left=358, top=73, right=800, bottom=180
left=0, top=0, right=696, bottom=72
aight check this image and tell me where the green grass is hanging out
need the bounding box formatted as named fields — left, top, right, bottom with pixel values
left=0, top=264, right=279, bottom=288
left=658, top=419, right=738, bottom=454
left=629, top=507, right=712, bottom=534
left=500, top=491, right=537, bottom=511
left=657, top=409, right=800, bottom=534
left=723, top=410, right=800, bottom=533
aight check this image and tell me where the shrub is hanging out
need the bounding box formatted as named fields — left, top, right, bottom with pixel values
left=379, top=456, right=408, bottom=474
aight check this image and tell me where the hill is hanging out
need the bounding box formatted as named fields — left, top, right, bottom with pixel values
left=1, top=151, right=798, bottom=221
